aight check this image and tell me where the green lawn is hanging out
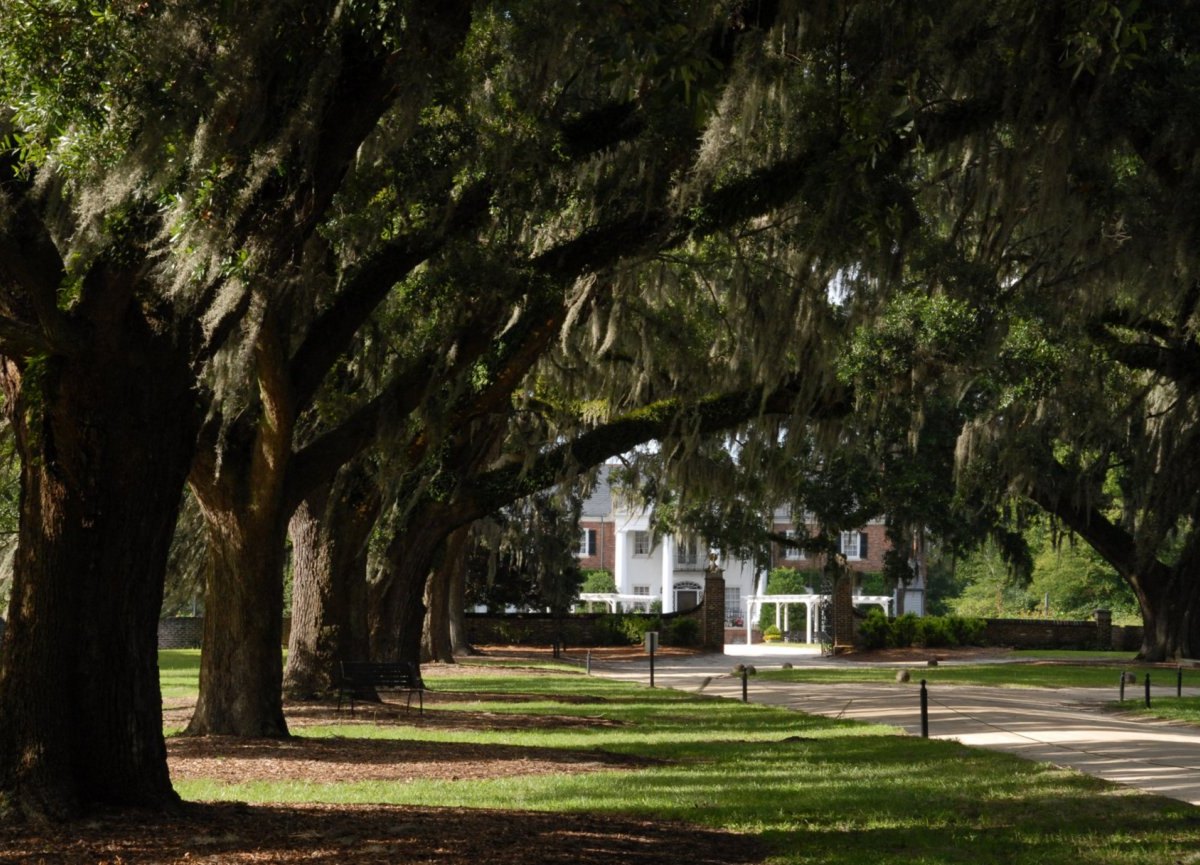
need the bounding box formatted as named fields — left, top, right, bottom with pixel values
left=758, top=661, right=1169, bottom=690
left=162, top=653, right=1200, bottom=865
left=159, top=648, right=201, bottom=698
left=1121, top=697, right=1200, bottom=725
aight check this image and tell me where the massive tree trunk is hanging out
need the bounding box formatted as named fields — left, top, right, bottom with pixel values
left=283, top=466, right=380, bottom=698
left=186, top=332, right=295, bottom=737
left=423, top=525, right=470, bottom=663
left=1031, top=474, right=1200, bottom=661
left=448, top=543, right=475, bottom=656
left=186, top=503, right=291, bottom=737
left=0, top=328, right=199, bottom=820
left=371, top=509, right=453, bottom=665
left=1127, top=554, right=1200, bottom=661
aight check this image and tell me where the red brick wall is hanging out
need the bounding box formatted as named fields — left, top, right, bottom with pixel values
left=577, top=520, right=617, bottom=573
left=771, top=523, right=889, bottom=573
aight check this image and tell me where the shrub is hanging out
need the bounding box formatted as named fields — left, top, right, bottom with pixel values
left=889, top=613, right=920, bottom=648
left=580, top=569, right=616, bottom=593
left=858, top=608, right=890, bottom=650
left=763, top=624, right=782, bottom=642
left=618, top=614, right=661, bottom=645
left=856, top=613, right=988, bottom=649
left=665, top=617, right=700, bottom=647
left=915, top=616, right=958, bottom=648
left=951, top=616, right=987, bottom=645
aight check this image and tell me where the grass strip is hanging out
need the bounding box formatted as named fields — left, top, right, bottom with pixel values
left=758, top=662, right=1171, bottom=690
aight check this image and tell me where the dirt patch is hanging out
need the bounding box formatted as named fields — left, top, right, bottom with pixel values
left=168, top=735, right=654, bottom=785
left=0, top=802, right=767, bottom=865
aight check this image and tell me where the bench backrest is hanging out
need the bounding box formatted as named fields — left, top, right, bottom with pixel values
left=340, top=661, right=424, bottom=688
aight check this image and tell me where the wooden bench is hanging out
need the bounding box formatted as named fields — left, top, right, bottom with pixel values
left=337, top=661, right=425, bottom=716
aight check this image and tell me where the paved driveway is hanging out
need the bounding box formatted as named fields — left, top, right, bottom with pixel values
left=589, top=647, right=1200, bottom=806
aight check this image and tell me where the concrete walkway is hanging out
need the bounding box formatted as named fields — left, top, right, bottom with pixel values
left=588, top=645, right=1200, bottom=806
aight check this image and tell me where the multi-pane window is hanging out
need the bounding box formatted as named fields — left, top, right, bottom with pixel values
left=578, top=528, right=597, bottom=557
left=725, top=587, right=742, bottom=623
left=631, top=584, right=651, bottom=611
left=839, top=530, right=867, bottom=560
left=782, top=529, right=805, bottom=560
left=676, top=536, right=701, bottom=567
left=632, top=530, right=651, bottom=556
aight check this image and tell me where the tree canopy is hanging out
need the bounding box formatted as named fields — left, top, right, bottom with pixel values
left=4, top=0, right=1200, bottom=823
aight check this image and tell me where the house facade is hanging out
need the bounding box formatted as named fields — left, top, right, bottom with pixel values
left=769, top=506, right=925, bottom=616
left=577, top=468, right=759, bottom=623
left=576, top=469, right=926, bottom=623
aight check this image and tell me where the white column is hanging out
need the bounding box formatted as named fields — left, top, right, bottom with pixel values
left=660, top=535, right=675, bottom=612
left=805, top=600, right=814, bottom=643
left=784, top=605, right=790, bottom=634
left=746, top=598, right=755, bottom=645
left=614, top=529, right=627, bottom=594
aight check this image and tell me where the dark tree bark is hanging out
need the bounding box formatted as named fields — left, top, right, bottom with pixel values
left=423, top=525, right=470, bottom=663
left=187, top=496, right=291, bottom=737
left=283, top=465, right=380, bottom=698
left=0, top=321, right=200, bottom=820
left=1119, top=542, right=1200, bottom=661
left=370, top=508, right=452, bottom=665
left=186, top=331, right=294, bottom=737
left=1030, top=470, right=1200, bottom=661
left=447, top=531, right=475, bottom=656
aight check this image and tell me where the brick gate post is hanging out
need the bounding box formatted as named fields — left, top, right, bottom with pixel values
left=832, top=570, right=855, bottom=652
left=703, top=559, right=726, bottom=651
left=1094, top=609, right=1113, bottom=651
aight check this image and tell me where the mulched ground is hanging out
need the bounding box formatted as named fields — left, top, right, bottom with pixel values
left=1, top=648, right=767, bottom=864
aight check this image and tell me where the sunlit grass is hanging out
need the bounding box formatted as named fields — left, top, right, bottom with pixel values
left=1120, top=696, right=1200, bottom=725
left=1011, top=650, right=1139, bottom=661
left=759, top=662, right=1164, bottom=690
left=161, top=654, right=1200, bottom=864
left=159, top=648, right=201, bottom=698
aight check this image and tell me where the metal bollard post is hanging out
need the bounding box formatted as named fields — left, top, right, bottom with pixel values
left=1120, top=672, right=1125, bottom=703
left=742, top=667, right=749, bottom=703
left=1145, top=673, right=1151, bottom=708
left=1178, top=665, right=1183, bottom=698
left=920, top=679, right=929, bottom=738
left=586, top=650, right=591, bottom=676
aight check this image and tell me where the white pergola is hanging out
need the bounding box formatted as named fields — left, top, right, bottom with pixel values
left=744, top=593, right=893, bottom=644
left=577, top=592, right=657, bottom=613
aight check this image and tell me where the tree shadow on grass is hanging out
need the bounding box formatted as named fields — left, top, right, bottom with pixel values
left=0, top=802, right=767, bottom=865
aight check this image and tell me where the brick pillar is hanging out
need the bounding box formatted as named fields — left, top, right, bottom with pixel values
left=832, top=572, right=854, bottom=651
left=703, top=563, right=726, bottom=651
left=1094, top=609, right=1113, bottom=651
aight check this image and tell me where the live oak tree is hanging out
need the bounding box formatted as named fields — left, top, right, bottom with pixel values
left=888, top=2, right=1200, bottom=659
left=282, top=0, right=930, bottom=674
left=9, top=0, right=1185, bottom=823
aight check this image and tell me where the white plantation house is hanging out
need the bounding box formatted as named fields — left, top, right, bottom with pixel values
left=574, top=468, right=760, bottom=622
left=574, top=467, right=925, bottom=630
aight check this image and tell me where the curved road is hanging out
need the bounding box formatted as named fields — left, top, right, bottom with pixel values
left=590, top=647, right=1200, bottom=806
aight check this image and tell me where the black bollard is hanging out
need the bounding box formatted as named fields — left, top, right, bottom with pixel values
left=1120, top=672, right=1126, bottom=703
left=742, top=666, right=749, bottom=702
left=1145, top=673, right=1151, bottom=708
left=1178, top=665, right=1183, bottom=698
left=586, top=650, right=591, bottom=676
left=920, top=679, right=929, bottom=738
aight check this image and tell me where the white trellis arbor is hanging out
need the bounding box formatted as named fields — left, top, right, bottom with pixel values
left=744, top=593, right=893, bottom=644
